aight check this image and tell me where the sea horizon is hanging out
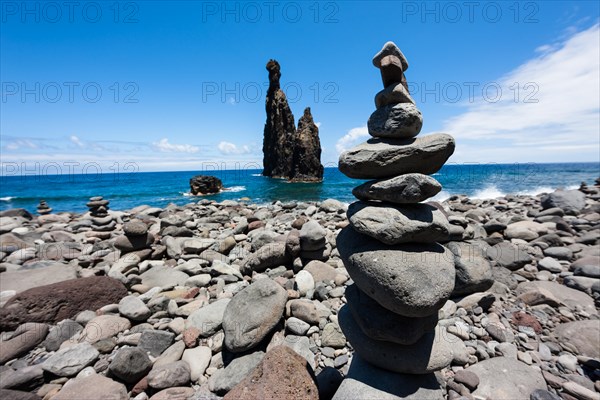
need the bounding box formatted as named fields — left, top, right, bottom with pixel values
left=2, top=162, right=598, bottom=214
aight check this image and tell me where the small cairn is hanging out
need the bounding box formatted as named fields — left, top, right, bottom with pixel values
left=336, top=42, right=458, bottom=389
left=114, top=219, right=154, bottom=254
left=86, top=196, right=115, bottom=231
left=36, top=200, right=52, bottom=215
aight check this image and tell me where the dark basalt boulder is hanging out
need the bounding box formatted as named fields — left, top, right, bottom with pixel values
left=189, top=175, right=223, bottom=195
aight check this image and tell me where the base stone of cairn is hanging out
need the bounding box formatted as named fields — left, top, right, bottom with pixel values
left=36, top=200, right=52, bottom=215
left=87, top=196, right=116, bottom=231
left=334, top=41, right=459, bottom=398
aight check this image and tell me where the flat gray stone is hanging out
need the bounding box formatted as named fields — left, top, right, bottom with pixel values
left=488, top=242, right=532, bottom=270
left=553, top=320, right=600, bottom=358
left=140, top=266, right=189, bottom=289
left=352, top=174, right=441, bottom=204
left=541, top=189, right=586, bottom=215
left=368, top=103, right=422, bottom=139
left=345, top=284, right=438, bottom=345
left=42, top=342, right=99, bottom=377
left=332, top=355, right=443, bottom=400
left=338, top=306, right=459, bottom=374
left=118, top=296, right=151, bottom=322
left=185, top=298, right=231, bottom=337
left=336, top=226, right=455, bottom=318
left=516, top=281, right=596, bottom=316
left=338, top=134, right=455, bottom=179
left=138, top=330, right=175, bottom=357
left=467, top=357, right=545, bottom=399
left=448, top=241, right=493, bottom=296
left=208, top=351, right=265, bottom=395
left=347, top=202, right=450, bottom=245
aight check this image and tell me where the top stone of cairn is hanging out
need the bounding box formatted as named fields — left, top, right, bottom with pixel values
left=372, top=41, right=409, bottom=71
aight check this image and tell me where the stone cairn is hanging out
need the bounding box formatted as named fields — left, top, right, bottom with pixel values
left=336, top=42, right=459, bottom=379
left=86, top=196, right=115, bottom=231
left=36, top=200, right=52, bottom=215
left=114, top=219, right=154, bottom=254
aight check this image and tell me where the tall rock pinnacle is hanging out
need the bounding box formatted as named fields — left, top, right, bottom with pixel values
left=262, top=60, right=324, bottom=182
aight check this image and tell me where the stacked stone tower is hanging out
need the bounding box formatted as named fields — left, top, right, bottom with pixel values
left=337, top=42, right=459, bottom=377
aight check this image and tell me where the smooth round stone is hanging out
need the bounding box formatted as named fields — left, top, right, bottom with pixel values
left=336, top=226, right=455, bottom=318
left=123, top=220, right=148, bottom=236
left=368, top=103, right=422, bottom=139
left=375, top=82, right=415, bottom=108
left=352, top=173, right=441, bottom=204
left=345, top=284, right=438, bottom=345
left=347, top=202, right=450, bottom=245
left=338, top=134, right=455, bottom=179
left=338, top=306, right=458, bottom=374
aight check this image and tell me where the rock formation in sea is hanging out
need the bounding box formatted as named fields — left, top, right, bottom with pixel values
left=262, top=59, right=324, bottom=182
left=334, top=41, right=462, bottom=396
left=291, top=107, right=324, bottom=182
left=189, top=175, right=223, bottom=195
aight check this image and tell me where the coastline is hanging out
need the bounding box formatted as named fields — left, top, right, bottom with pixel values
left=0, top=184, right=599, bottom=398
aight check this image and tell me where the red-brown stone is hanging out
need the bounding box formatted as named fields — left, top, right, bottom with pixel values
left=0, top=276, right=127, bottom=331
left=224, top=346, right=318, bottom=400
left=511, top=311, right=543, bottom=334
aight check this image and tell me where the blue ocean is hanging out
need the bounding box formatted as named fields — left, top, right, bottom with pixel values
left=1, top=163, right=599, bottom=214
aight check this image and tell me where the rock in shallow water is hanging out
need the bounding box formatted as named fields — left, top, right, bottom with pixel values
left=338, top=306, right=459, bottom=374
left=336, top=226, right=455, bottom=317
left=347, top=202, right=450, bottom=245
left=338, top=134, right=455, bottom=179
left=367, top=103, right=422, bottom=139
left=352, top=173, right=441, bottom=204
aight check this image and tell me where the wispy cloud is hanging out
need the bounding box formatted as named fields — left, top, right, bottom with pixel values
left=151, top=138, right=200, bottom=153
left=441, top=23, right=600, bottom=162
left=70, top=135, right=84, bottom=148
left=335, top=125, right=369, bottom=155
left=217, top=141, right=253, bottom=155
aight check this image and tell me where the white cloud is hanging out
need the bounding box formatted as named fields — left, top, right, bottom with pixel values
left=4, top=139, right=39, bottom=151
left=335, top=125, right=369, bottom=154
left=70, top=135, right=84, bottom=148
left=152, top=138, right=199, bottom=153
left=315, top=122, right=322, bottom=129
left=442, top=23, right=600, bottom=162
left=217, top=141, right=252, bottom=155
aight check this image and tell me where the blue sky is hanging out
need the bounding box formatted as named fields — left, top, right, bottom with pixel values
left=1, top=0, right=599, bottom=173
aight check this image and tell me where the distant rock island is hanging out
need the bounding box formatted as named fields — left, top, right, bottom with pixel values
left=189, top=175, right=223, bottom=195
left=262, top=59, right=324, bottom=182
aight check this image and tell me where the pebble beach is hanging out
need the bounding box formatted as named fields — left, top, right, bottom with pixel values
left=0, top=182, right=599, bottom=399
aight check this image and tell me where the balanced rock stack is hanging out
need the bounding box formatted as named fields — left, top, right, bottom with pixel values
left=336, top=42, right=459, bottom=382
left=86, top=196, right=115, bottom=231
left=114, top=219, right=154, bottom=254
left=36, top=200, right=52, bottom=215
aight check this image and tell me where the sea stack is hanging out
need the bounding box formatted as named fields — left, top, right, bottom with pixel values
left=262, top=60, right=324, bottom=182
left=335, top=41, right=458, bottom=392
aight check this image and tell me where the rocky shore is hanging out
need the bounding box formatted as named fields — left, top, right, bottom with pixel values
left=0, top=182, right=598, bottom=400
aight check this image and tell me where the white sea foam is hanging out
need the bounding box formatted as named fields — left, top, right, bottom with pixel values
left=181, top=192, right=193, bottom=197
left=516, top=186, right=554, bottom=196
left=430, top=190, right=451, bottom=202
left=251, top=174, right=263, bottom=177
left=0, top=196, right=15, bottom=201
left=225, top=186, right=246, bottom=193
left=471, top=186, right=506, bottom=199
